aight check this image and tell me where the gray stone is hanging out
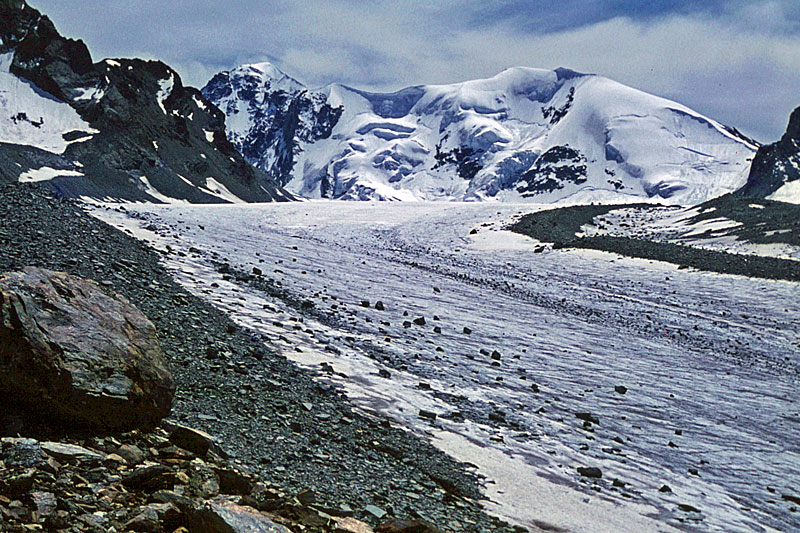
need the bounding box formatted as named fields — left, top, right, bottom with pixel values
left=1, top=437, right=45, bottom=468
left=122, top=464, right=172, bottom=492
left=575, top=412, right=600, bottom=425
left=364, top=505, right=387, bottom=519
left=577, top=466, right=602, bottom=479
left=188, top=458, right=220, bottom=499
left=30, top=491, right=57, bottom=520
left=124, top=503, right=180, bottom=532
left=215, top=466, right=253, bottom=496
left=116, top=444, right=146, bottom=465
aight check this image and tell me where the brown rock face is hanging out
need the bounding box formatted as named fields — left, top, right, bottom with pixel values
left=0, top=267, right=174, bottom=430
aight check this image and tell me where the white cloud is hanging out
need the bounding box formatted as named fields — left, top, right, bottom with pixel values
left=29, top=0, right=800, bottom=141
left=428, top=13, right=800, bottom=139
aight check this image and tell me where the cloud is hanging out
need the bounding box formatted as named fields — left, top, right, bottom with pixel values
left=29, top=0, right=800, bottom=140
left=437, top=12, right=800, bottom=140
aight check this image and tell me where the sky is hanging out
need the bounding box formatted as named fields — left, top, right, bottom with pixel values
left=30, top=0, right=800, bottom=142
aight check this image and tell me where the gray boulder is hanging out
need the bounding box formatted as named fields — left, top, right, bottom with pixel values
left=0, top=267, right=174, bottom=430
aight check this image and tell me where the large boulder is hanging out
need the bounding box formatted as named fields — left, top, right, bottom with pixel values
left=0, top=267, right=174, bottom=430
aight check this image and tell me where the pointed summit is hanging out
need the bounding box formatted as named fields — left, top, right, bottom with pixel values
left=233, top=61, right=305, bottom=92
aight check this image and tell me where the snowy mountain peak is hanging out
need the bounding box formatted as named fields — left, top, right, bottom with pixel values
left=246, top=61, right=288, bottom=78
left=222, top=61, right=305, bottom=94
left=204, top=64, right=757, bottom=204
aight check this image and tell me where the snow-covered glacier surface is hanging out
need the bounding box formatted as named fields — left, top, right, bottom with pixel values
left=95, top=201, right=799, bottom=532
left=204, top=64, right=757, bottom=205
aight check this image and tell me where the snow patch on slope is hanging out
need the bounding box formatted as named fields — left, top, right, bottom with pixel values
left=767, top=179, right=800, bottom=204
left=200, top=177, right=246, bottom=203
left=73, top=85, right=106, bottom=102
left=156, top=74, right=174, bottom=114
left=0, top=52, right=96, bottom=154
left=19, top=166, right=83, bottom=182
left=138, top=175, right=188, bottom=204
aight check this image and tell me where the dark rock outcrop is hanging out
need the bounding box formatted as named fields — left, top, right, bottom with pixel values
left=738, top=106, right=800, bottom=199
left=516, top=145, right=588, bottom=196
left=0, top=267, right=174, bottom=430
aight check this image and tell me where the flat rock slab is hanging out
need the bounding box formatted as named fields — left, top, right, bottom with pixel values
left=168, top=423, right=219, bottom=457
left=41, top=442, right=105, bottom=463
left=192, top=499, right=292, bottom=532
left=0, top=267, right=174, bottom=430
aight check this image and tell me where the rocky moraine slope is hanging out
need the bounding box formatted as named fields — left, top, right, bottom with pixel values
left=0, top=183, right=516, bottom=532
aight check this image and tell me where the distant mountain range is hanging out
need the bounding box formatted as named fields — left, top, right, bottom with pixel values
left=203, top=62, right=759, bottom=205
left=1, top=0, right=796, bottom=207
left=0, top=0, right=290, bottom=203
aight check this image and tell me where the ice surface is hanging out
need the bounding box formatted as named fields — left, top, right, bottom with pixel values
left=94, top=201, right=800, bottom=532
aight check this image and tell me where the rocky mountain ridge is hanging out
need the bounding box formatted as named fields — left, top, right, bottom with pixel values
left=0, top=0, right=291, bottom=203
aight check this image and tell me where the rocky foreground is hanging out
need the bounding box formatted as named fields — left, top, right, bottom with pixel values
left=0, top=183, right=518, bottom=532
left=2, top=422, right=395, bottom=532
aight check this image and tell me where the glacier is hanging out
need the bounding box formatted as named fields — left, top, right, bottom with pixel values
left=94, top=200, right=800, bottom=532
